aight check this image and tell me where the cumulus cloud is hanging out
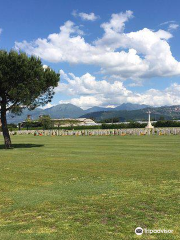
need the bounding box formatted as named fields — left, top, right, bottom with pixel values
left=56, top=70, right=130, bottom=96
left=100, top=10, right=133, bottom=34
left=15, top=11, right=180, bottom=81
left=57, top=70, right=180, bottom=109
left=72, top=10, right=99, bottom=21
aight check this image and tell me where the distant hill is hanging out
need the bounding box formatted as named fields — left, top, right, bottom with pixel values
left=84, top=106, right=113, bottom=114
left=84, top=103, right=149, bottom=114
left=7, top=104, right=84, bottom=124
left=43, top=104, right=84, bottom=119
left=7, top=103, right=180, bottom=124
left=114, top=103, right=149, bottom=111
left=7, top=103, right=151, bottom=123
left=81, top=105, right=180, bottom=122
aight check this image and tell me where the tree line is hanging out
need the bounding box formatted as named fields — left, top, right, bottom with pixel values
left=3, top=120, right=180, bottom=132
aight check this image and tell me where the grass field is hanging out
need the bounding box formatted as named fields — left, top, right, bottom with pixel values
left=0, top=135, right=179, bottom=240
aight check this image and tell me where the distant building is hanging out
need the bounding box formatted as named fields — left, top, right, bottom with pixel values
left=78, top=118, right=97, bottom=126
left=51, top=118, right=97, bottom=127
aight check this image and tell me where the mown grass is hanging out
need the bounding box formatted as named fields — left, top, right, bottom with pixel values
left=0, top=135, right=179, bottom=239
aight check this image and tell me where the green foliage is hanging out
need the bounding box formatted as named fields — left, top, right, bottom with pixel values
left=159, top=115, right=165, bottom=121
left=0, top=50, right=60, bottom=148
left=39, top=115, right=52, bottom=130
left=102, top=122, right=147, bottom=129
left=100, top=117, right=120, bottom=123
left=22, top=121, right=42, bottom=129
left=0, top=50, right=60, bottom=113
left=7, top=123, right=17, bottom=128
left=7, top=123, right=18, bottom=132
left=154, top=120, right=180, bottom=127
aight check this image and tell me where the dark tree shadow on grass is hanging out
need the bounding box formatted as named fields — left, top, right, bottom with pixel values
left=0, top=144, right=44, bottom=149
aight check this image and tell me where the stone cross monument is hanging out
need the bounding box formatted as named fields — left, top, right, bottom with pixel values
left=145, top=110, right=154, bottom=129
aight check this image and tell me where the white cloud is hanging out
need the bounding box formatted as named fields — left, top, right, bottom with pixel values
left=160, top=20, right=176, bottom=26
left=15, top=11, right=180, bottom=81
left=72, top=10, right=99, bottom=21
left=59, top=96, right=102, bottom=109
left=168, top=23, right=179, bottom=31
left=57, top=70, right=130, bottom=96
left=57, top=70, right=180, bottom=109
left=79, top=12, right=99, bottom=21
left=72, top=10, right=78, bottom=17
left=100, top=10, right=133, bottom=34
left=41, top=103, right=55, bottom=109
left=160, top=20, right=179, bottom=32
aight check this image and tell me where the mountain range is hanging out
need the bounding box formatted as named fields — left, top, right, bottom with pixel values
left=81, top=105, right=180, bottom=122
left=84, top=103, right=149, bottom=113
left=7, top=103, right=149, bottom=124
left=7, top=103, right=180, bottom=124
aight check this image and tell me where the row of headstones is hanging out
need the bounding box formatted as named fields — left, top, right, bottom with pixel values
left=1, top=128, right=180, bottom=136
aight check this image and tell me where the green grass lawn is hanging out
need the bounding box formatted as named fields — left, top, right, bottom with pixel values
left=0, top=135, right=179, bottom=240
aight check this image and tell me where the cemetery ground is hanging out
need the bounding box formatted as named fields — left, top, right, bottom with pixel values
left=0, top=135, right=179, bottom=240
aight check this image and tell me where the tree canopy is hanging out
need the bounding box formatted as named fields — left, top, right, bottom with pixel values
left=39, top=115, right=52, bottom=130
left=0, top=50, right=60, bottom=148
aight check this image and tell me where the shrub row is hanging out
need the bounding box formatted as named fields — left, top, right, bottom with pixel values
left=2, top=120, right=180, bottom=132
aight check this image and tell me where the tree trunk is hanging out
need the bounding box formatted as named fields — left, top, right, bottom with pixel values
left=1, top=97, right=12, bottom=149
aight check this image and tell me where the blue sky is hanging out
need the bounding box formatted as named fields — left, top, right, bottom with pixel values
left=1, top=0, right=180, bottom=109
